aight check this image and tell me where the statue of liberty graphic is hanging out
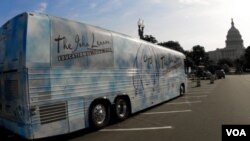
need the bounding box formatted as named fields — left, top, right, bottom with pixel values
left=133, top=45, right=159, bottom=96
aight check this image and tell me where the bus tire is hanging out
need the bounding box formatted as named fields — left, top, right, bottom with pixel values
left=114, top=97, right=130, bottom=121
left=180, top=85, right=185, bottom=96
left=89, top=102, right=110, bottom=129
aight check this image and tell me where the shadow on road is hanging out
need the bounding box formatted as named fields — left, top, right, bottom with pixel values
left=0, top=126, right=96, bottom=141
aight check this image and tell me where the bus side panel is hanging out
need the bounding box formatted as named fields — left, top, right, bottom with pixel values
left=47, top=68, right=117, bottom=128
left=50, top=16, right=115, bottom=130
left=113, top=34, right=163, bottom=113
left=67, top=98, right=85, bottom=132
left=26, top=13, right=50, bottom=68
left=28, top=67, right=118, bottom=136
left=28, top=16, right=117, bottom=138
left=28, top=68, right=70, bottom=139
left=113, top=34, right=186, bottom=113
left=112, top=34, right=142, bottom=113
left=156, top=48, right=185, bottom=100
left=26, top=14, right=69, bottom=139
left=50, top=16, right=114, bottom=69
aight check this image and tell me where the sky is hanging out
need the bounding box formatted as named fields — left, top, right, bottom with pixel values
left=0, top=0, right=250, bottom=51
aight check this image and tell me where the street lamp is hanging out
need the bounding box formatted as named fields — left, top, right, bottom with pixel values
left=196, top=57, right=203, bottom=87
left=137, top=18, right=144, bottom=39
left=199, top=57, right=202, bottom=66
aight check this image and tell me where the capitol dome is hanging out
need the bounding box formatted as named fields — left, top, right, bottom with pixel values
left=225, top=19, right=243, bottom=48
left=208, top=19, right=245, bottom=63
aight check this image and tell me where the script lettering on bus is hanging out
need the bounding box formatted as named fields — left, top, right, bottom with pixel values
left=54, top=33, right=111, bottom=54
left=54, top=33, right=112, bottom=61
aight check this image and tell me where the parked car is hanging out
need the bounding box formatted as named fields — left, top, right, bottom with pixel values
left=215, top=69, right=225, bottom=79
left=199, top=71, right=211, bottom=80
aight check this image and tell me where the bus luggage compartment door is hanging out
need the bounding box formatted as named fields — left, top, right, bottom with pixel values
left=68, top=98, right=85, bottom=132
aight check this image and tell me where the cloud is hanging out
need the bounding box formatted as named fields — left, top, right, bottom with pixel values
left=72, top=13, right=79, bottom=19
left=36, top=2, right=47, bottom=13
left=90, top=3, right=97, bottom=9
left=123, top=11, right=135, bottom=18
left=150, top=0, right=164, bottom=3
left=97, top=0, right=122, bottom=14
left=178, top=0, right=210, bottom=6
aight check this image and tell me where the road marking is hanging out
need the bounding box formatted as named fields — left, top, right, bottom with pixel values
left=100, top=126, right=173, bottom=132
left=186, top=92, right=210, bottom=94
left=142, top=109, right=192, bottom=115
left=188, top=89, right=213, bottom=91
left=183, top=95, right=208, bottom=98
left=186, top=93, right=209, bottom=95
left=193, top=87, right=216, bottom=89
left=168, top=101, right=202, bottom=105
left=190, top=89, right=216, bottom=91
left=188, top=89, right=214, bottom=91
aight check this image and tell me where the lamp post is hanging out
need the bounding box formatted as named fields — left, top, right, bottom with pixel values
left=137, top=18, right=144, bottom=39
left=196, top=57, right=202, bottom=87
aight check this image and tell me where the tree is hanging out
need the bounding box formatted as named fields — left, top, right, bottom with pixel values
left=142, top=35, right=158, bottom=44
left=191, top=45, right=206, bottom=66
left=244, top=46, right=250, bottom=69
left=184, top=50, right=194, bottom=70
left=234, top=55, right=245, bottom=73
left=158, top=41, right=184, bottom=53
left=217, top=58, right=234, bottom=73
left=217, top=58, right=233, bottom=67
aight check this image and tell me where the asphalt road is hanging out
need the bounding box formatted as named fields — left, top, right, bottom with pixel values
left=1, top=75, right=250, bottom=141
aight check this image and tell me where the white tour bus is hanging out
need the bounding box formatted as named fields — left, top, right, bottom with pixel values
left=0, top=12, right=187, bottom=139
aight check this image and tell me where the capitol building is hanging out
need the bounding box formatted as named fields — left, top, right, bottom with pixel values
left=208, top=19, right=245, bottom=63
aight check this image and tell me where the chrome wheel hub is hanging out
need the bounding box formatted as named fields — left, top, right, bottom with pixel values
left=93, top=104, right=106, bottom=125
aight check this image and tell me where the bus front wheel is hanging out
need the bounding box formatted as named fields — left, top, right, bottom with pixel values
left=89, top=102, right=110, bottom=129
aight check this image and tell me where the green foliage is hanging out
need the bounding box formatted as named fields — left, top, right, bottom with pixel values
left=244, top=46, right=250, bottom=68
left=158, top=41, right=184, bottom=53
left=142, top=35, right=158, bottom=44
left=234, top=55, right=245, bottom=73
left=190, top=45, right=208, bottom=66
left=184, top=50, right=195, bottom=69
left=217, top=58, right=233, bottom=67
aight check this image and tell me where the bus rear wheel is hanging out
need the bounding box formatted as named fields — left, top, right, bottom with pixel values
left=89, top=102, right=110, bottom=129
left=115, top=98, right=130, bottom=121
